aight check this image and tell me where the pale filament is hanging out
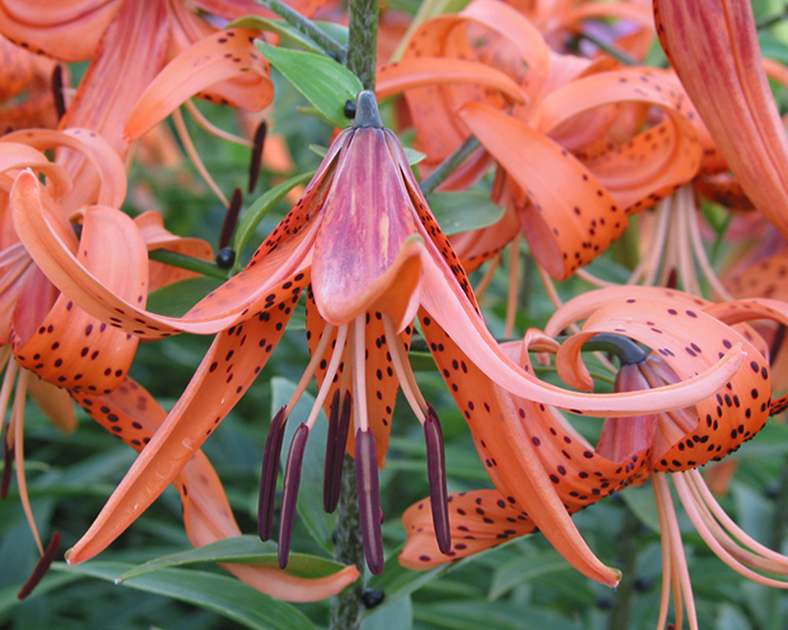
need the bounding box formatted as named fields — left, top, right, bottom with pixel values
left=284, top=323, right=336, bottom=416
left=504, top=233, right=521, bottom=339
left=652, top=471, right=698, bottom=630
left=0, top=354, right=19, bottom=447
left=381, top=313, right=427, bottom=423
left=351, top=315, right=370, bottom=433
left=628, top=197, right=671, bottom=286
left=303, top=324, right=349, bottom=431
left=574, top=267, right=619, bottom=288
left=172, top=107, right=230, bottom=207
left=11, top=369, right=43, bottom=555
left=184, top=99, right=254, bottom=147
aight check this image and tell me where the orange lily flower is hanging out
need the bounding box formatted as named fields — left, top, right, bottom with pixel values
left=378, top=0, right=703, bottom=280
left=9, top=91, right=744, bottom=578
left=73, top=376, right=359, bottom=602
left=403, top=286, right=788, bottom=610
left=0, top=128, right=213, bottom=560
left=654, top=0, right=788, bottom=242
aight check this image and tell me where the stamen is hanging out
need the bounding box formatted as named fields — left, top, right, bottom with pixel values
left=424, top=405, right=450, bottom=554
left=258, top=406, right=288, bottom=541
left=17, top=532, right=60, bottom=600
left=285, top=324, right=336, bottom=418
left=12, top=369, right=43, bottom=554
left=184, top=99, right=254, bottom=148
left=278, top=423, right=310, bottom=569
left=382, top=314, right=427, bottom=422
left=504, top=233, right=521, bottom=339
left=1, top=430, right=13, bottom=499
left=172, top=107, right=229, bottom=206
left=355, top=427, right=384, bottom=575
left=628, top=197, right=671, bottom=285
left=248, top=120, right=267, bottom=193
left=219, top=188, right=243, bottom=250
left=51, top=66, right=66, bottom=120
left=473, top=250, right=502, bottom=297
left=352, top=315, right=369, bottom=432
left=324, top=389, right=352, bottom=513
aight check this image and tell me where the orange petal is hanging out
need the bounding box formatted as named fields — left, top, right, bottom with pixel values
left=27, top=376, right=77, bottom=433
left=123, top=28, right=273, bottom=142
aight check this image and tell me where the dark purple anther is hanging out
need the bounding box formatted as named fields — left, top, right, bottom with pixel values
left=355, top=428, right=384, bottom=575
left=1, top=434, right=14, bottom=500
left=324, top=389, right=352, bottom=513
left=219, top=187, right=243, bottom=250
left=51, top=65, right=65, bottom=120
left=248, top=120, right=267, bottom=193
left=278, top=423, right=310, bottom=569
left=258, top=406, right=288, bottom=541
left=425, top=405, right=451, bottom=554
left=18, top=532, right=60, bottom=600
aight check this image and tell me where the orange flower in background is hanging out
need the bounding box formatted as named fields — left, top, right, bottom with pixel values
left=10, top=91, right=744, bottom=580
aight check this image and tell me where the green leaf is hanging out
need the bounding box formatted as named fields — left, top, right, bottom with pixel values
left=414, top=601, right=579, bottom=630
left=147, top=277, right=225, bottom=317
left=117, top=535, right=349, bottom=582
left=271, top=377, right=336, bottom=551
left=257, top=43, right=363, bottom=128
left=233, top=171, right=315, bottom=262
left=57, top=561, right=316, bottom=630
left=0, top=572, right=83, bottom=616
left=363, top=594, right=412, bottom=630
left=425, top=191, right=505, bottom=236
left=621, top=483, right=661, bottom=533
left=488, top=549, right=572, bottom=601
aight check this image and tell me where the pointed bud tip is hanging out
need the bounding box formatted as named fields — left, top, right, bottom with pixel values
left=352, top=91, right=383, bottom=129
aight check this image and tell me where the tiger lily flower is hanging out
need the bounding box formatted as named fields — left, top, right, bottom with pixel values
left=654, top=0, right=788, bottom=242
left=0, top=127, right=213, bottom=560
left=9, top=90, right=745, bottom=578
left=378, top=0, right=703, bottom=280
left=403, top=286, right=788, bottom=605
left=73, top=376, right=359, bottom=602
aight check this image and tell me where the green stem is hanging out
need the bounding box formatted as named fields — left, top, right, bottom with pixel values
left=580, top=333, right=648, bottom=366
left=420, top=135, right=481, bottom=195
left=756, top=6, right=788, bottom=31
left=255, top=0, right=347, bottom=60
left=330, top=455, right=365, bottom=630
left=148, top=249, right=229, bottom=280
left=575, top=32, right=638, bottom=66
left=346, top=0, right=379, bottom=90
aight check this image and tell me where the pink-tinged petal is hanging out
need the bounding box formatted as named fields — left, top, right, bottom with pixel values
left=0, top=0, right=121, bottom=62
left=377, top=57, right=528, bottom=105
left=0, top=142, right=72, bottom=197
left=124, top=28, right=273, bottom=142
left=10, top=170, right=311, bottom=337
left=133, top=211, right=214, bottom=291
left=400, top=490, right=536, bottom=569
left=654, top=0, right=788, bottom=240
left=65, top=274, right=308, bottom=565
left=2, top=127, right=127, bottom=210
left=72, top=377, right=359, bottom=601
left=27, top=376, right=77, bottom=433
left=0, top=244, right=34, bottom=343
left=312, top=128, right=425, bottom=329
left=13, top=205, right=145, bottom=391
left=458, top=102, right=627, bottom=280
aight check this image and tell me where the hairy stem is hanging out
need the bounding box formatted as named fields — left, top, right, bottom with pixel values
left=255, top=0, right=347, bottom=59
left=330, top=454, right=365, bottom=630
left=346, top=0, right=379, bottom=90
left=420, top=135, right=481, bottom=195
left=148, top=249, right=229, bottom=280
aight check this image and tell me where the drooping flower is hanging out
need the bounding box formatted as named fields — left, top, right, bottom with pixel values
left=402, top=286, right=788, bottom=628
left=10, top=91, right=744, bottom=579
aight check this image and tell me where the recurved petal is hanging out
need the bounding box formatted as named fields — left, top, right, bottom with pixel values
left=65, top=276, right=307, bottom=565
left=27, top=376, right=77, bottom=433
left=12, top=205, right=145, bottom=391
left=0, top=0, right=121, bottom=62
left=458, top=102, right=627, bottom=280
left=124, top=28, right=273, bottom=142
left=654, top=0, right=788, bottom=240
left=400, top=489, right=535, bottom=569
